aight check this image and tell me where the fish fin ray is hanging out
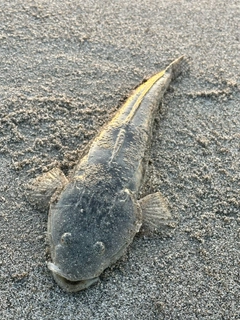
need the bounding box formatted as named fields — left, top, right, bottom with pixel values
left=25, top=168, right=68, bottom=210
left=165, top=55, right=191, bottom=81
left=138, top=192, right=175, bottom=234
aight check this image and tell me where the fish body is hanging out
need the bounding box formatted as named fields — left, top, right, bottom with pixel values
left=28, top=56, right=189, bottom=292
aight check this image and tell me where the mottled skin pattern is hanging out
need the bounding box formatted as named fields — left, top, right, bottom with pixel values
left=45, top=56, right=188, bottom=291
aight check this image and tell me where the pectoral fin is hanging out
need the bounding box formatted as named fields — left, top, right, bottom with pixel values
left=26, top=168, right=68, bottom=210
left=138, top=192, right=173, bottom=233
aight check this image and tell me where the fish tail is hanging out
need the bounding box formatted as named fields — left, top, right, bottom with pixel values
left=166, top=55, right=191, bottom=81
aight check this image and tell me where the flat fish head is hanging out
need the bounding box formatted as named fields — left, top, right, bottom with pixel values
left=47, top=179, right=141, bottom=292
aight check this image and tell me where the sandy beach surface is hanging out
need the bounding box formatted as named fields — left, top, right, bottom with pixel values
left=0, top=1, right=239, bottom=319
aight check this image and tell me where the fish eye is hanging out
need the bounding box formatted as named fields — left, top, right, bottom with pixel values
left=118, top=189, right=130, bottom=202
left=61, top=232, right=72, bottom=245
left=93, top=241, right=105, bottom=255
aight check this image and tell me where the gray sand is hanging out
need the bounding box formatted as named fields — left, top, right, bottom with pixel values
left=0, top=1, right=239, bottom=319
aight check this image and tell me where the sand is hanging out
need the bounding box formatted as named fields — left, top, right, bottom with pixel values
left=0, top=0, right=239, bottom=319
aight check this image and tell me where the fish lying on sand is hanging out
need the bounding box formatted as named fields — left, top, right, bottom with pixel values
left=28, top=56, right=189, bottom=292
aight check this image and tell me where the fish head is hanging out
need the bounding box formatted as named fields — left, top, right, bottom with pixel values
left=47, top=180, right=142, bottom=292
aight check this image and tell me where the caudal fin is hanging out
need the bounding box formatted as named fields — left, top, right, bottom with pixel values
left=166, top=55, right=191, bottom=81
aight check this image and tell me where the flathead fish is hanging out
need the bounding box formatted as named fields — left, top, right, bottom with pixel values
left=28, top=56, right=189, bottom=292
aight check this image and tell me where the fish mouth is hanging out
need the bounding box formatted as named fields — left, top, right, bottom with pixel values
left=47, top=262, right=99, bottom=292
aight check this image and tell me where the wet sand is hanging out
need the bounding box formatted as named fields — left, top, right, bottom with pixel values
left=0, top=1, right=239, bottom=319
